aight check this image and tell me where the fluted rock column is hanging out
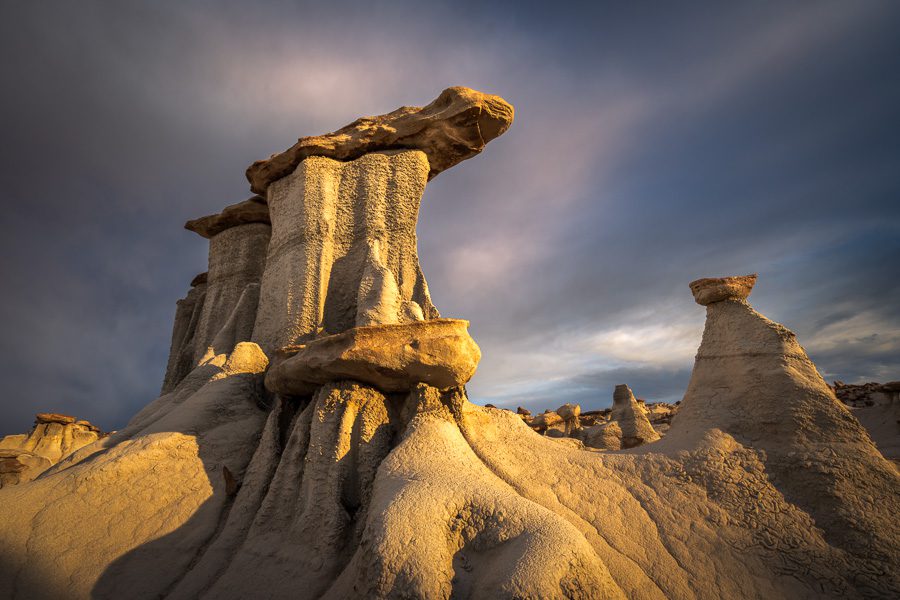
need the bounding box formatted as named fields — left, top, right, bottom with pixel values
left=161, top=272, right=207, bottom=394
left=185, top=198, right=271, bottom=364
left=252, top=150, right=438, bottom=353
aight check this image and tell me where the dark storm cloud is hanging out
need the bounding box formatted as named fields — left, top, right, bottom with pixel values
left=1, top=1, right=899, bottom=433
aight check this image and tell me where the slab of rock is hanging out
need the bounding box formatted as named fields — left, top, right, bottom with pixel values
left=190, top=271, right=208, bottom=287
left=35, top=413, right=76, bottom=425
left=265, top=319, right=480, bottom=395
left=184, top=197, right=270, bottom=239
left=689, top=273, right=757, bottom=305
left=530, top=410, right=563, bottom=433
left=246, top=86, right=514, bottom=194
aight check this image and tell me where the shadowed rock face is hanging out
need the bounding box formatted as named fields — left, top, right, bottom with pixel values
left=192, top=224, right=270, bottom=364
left=161, top=281, right=207, bottom=394
left=245, top=86, right=514, bottom=194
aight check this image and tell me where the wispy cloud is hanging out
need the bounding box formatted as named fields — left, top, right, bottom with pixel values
left=0, top=1, right=898, bottom=432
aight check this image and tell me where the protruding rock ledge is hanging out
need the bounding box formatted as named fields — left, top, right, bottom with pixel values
left=35, top=412, right=76, bottom=425
left=185, top=196, right=270, bottom=239
left=190, top=272, right=208, bottom=287
left=245, top=86, right=514, bottom=194
left=689, top=273, right=757, bottom=306
left=265, top=318, right=481, bottom=395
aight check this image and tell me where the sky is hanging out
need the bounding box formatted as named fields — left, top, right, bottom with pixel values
left=1, top=1, right=898, bottom=435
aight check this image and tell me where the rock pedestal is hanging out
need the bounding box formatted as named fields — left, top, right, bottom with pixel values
left=192, top=222, right=270, bottom=363
left=672, top=273, right=900, bottom=570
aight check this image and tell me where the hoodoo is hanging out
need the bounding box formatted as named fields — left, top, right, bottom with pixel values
left=1, top=89, right=898, bottom=600
left=580, top=384, right=661, bottom=450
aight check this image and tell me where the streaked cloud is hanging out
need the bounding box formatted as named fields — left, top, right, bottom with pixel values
left=0, top=1, right=898, bottom=433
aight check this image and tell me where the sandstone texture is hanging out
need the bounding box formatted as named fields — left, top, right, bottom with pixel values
left=2, top=88, right=898, bottom=600
left=246, top=86, right=514, bottom=194
left=689, top=273, right=757, bottom=305
left=266, top=319, right=480, bottom=395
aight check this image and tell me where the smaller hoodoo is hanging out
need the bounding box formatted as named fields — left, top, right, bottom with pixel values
left=670, top=273, right=900, bottom=571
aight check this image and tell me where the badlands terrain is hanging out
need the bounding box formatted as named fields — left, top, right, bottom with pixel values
left=0, top=87, right=897, bottom=599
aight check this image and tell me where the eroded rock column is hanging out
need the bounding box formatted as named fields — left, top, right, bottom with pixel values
left=160, top=272, right=207, bottom=394
left=185, top=197, right=271, bottom=364
left=251, top=150, right=438, bottom=353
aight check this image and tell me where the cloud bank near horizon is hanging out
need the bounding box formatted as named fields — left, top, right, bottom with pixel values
left=1, top=1, right=899, bottom=434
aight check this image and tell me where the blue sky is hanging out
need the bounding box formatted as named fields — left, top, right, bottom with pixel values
left=1, top=1, right=898, bottom=434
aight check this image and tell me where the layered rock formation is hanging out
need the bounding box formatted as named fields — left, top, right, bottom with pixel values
left=527, top=403, right=582, bottom=437
left=0, top=413, right=104, bottom=487
left=1, top=89, right=898, bottom=600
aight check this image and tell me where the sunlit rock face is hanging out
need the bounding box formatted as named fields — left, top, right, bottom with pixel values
left=0, top=413, right=104, bottom=487
left=689, top=273, right=757, bottom=305
left=246, top=86, right=515, bottom=194
left=580, top=384, right=661, bottom=450
left=266, top=319, right=480, bottom=395
left=251, top=150, right=438, bottom=353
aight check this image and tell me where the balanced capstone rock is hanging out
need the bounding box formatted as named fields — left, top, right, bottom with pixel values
left=265, top=319, right=480, bottom=395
